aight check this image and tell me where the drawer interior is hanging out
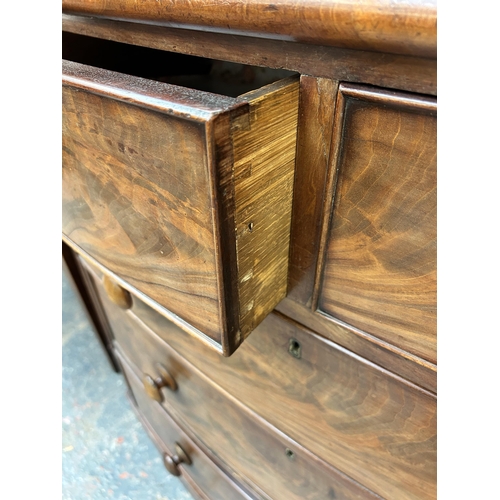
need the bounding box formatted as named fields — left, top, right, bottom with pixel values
left=63, top=32, right=295, bottom=97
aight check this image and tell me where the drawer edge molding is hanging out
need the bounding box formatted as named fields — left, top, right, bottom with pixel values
left=278, top=310, right=437, bottom=400
left=62, top=59, right=241, bottom=121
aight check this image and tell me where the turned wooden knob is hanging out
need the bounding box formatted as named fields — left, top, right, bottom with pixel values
left=142, top=363, right=177, bottom=402
left=163, top=443, right=191, bottom=476
left=103, top=275, right=132, bottom=309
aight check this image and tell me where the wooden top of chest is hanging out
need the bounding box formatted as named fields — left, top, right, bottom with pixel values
left=62, top=0, right=436, bottom=58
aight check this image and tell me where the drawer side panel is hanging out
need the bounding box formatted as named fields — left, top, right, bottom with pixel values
left=232, top=78, right=300, bottom=341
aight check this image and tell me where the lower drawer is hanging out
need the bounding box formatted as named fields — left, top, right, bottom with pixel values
left=114, top=327, right=377, bottom=500
left=84, top=257, right=436, bottom=500
left=118, top=350, right=256, bottom=500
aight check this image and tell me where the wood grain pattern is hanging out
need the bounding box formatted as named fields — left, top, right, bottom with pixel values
left=317, top=85, right=437, bottom=363
left=63, top=15, right=437, bottom=96
left=61, top=0, right=436, bottom=57
left=119, top=357, right=258, bottom=500
left=63, top=61, right=225, bottom=343
left=232, top=79, right=299, bottom=339
left=62, top=60, right=299, bottom=354
left=115, top=324, right=383, bottom=500
left=288, top=76, right=338, bottom=305
left=276, top=296, right=437, bottom=393
left=87, top=264, right=436, bottom=500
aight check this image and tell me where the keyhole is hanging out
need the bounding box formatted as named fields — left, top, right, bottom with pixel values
left=288, top=339, right=301, bottom=359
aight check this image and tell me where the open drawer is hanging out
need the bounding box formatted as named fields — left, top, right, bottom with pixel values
left=62, top=43, right=299, bottom=355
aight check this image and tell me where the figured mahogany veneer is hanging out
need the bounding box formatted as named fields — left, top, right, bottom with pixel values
left=84, top=259, right=436, bottom=500
left=315, top=85, right=437, bottom=364
left=114, top=317, right=384, bottom=500
left=62, top=9, right=437, bottom=498
left=62, top=60, right=299, bottom=355
left=120, top=356, right=257, bottom=500
left=80, top=253, right=381, bottom=498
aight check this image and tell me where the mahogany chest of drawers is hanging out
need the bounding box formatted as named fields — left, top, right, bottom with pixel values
left=62, top=2, right=437, bottom=498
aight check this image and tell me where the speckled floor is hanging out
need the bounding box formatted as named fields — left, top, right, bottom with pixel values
left=62, top=270, right=194, bottom=500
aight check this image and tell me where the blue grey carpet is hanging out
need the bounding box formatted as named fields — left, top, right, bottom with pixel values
left=62, top=270, right=194, bottom=500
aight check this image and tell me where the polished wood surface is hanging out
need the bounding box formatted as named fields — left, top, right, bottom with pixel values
left=86, top=261, right=436, bottom=500
left=288, top=75, right=338, bottom=305
left=117, top=333, right=383, bottom=500
left=276, top=296, right=437, bottom=393
left=63, top=14, right=437, bottom=498
left=63, top=60, right=225, bottom=344
left=62, top=0, right=436, bottom=57
left=122, top=357, right=257, bottom=500
left=316, top=85, right=437, bottom=364
left=62, top=59, right=298, bottom=355
left=63, top=15, right=437, bottom=96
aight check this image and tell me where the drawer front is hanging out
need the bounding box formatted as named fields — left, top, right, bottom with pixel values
left=86, top=261, right=436, bottom=500
left=113, top=327, right=380, bottom=500
left=118, top=352, right=256, bottom=500
left=316, top=85, right=437, bottom=364
left=62, top=59, right=299, bottom=355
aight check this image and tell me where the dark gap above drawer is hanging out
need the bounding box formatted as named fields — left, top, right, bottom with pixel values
left=62, top=32, right=295, bottom=97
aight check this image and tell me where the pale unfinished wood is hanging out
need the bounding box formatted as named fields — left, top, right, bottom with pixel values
left=232, top=79, right=299, bottom=340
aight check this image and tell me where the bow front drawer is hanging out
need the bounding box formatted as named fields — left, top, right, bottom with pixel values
left=62, top=59, right=299, bottom=355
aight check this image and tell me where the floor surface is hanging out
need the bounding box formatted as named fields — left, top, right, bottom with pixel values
left=62, top=270, right=194, bottom=500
